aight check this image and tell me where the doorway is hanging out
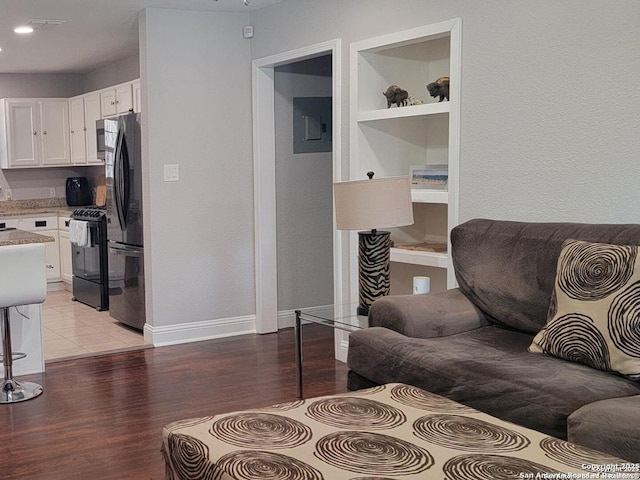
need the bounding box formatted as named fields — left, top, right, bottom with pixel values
left=252, top=39, right=345, bottom=357
left=273, top=55, right=333, bottom=329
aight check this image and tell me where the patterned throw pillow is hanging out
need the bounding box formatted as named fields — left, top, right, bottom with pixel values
left=529, top=239, right=640, bottom=380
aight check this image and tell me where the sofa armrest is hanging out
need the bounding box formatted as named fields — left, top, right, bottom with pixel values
left=368, top=288, right=490, bottom=339
left=568, top=395, right=640, bottom=462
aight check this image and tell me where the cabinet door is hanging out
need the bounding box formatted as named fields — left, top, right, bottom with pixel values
left=101, top=89, right=117, bottom=117
left=59, top=226, right=73, bottom=284
left=44, top=230, right=61, bottom=281
left=17, top=216, right=60, bottom=282
left=40, top=100, right=71, bottom=165
left=84, top=93, right=102, bottom=164
left=132, top=80, right=141, bottom=113
left=116, top=84, right=133, bottom=114
left=69, top=97, right=87, bottom=164
left=5, top=100, right=39, bottom=167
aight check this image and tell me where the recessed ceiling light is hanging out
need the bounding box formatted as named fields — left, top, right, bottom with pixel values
left=14, top=25, right=34, bottom=34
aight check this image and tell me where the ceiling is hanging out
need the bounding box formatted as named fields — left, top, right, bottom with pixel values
left=0, top=0, right=282, bottom=75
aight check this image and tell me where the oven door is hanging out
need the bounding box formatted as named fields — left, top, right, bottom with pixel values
left=71, top=222, right=102, bottom=281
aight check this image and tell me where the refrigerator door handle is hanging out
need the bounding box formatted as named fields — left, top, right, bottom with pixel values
left=114, top=125, right=131, bottom=231
left=114, top=128, right=126, bottom=231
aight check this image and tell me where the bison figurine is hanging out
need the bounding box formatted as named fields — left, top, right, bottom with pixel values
left=426, top=76, right=450, bottom=102
left=383, top=85, right=409, bottom=108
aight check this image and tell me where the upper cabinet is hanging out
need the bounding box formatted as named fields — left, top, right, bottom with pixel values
left=1, top=79, right=140, bottom=169
left=350, top=19, right=461, bottom=293
left=0, top=98, right=71, bottom=168
left=69, top=92, right=103, bottom=165
left=101, top=82, right=134, bottom=117
left=132, top=79, right=141, bottom=114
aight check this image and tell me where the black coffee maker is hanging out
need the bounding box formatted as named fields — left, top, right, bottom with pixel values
left=66, top=177, right=92, bottom=206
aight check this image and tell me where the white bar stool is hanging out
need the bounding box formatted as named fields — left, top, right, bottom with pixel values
left=0, top=243, right=47, bottom=403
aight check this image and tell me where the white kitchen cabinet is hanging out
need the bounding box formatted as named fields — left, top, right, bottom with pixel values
left=18, top=216, right=61, bottom=282
left=38, top=100, right=71, bottom=166
left=69, top=92, right=103, bottom=165
left=0, top=98, right=71, bottom=168
left=132, top=79, right=141, bottom=113
left=84, top=92, right=102, bottom=164
left=0, top=100, right=39, bottom=167
left=58, top=215, right=72, bottom=285
left=350, top=19, right=461, bottom=293
left=0, top=218, right=19, bottom=229
left=101, top=82, right=134, bottom=117
left=69, top=96, right=87, bottom=164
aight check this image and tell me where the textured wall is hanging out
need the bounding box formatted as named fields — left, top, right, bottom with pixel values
left=250, top=0, right=640, bottom=225
left=83, top=54, right=140, bottom=93
left=140, top=8, right=254, bottom=329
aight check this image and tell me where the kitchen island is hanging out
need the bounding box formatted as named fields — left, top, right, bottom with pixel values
left=1, top=229, right=54, bottom=377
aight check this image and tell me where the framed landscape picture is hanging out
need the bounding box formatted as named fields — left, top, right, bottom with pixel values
left=410, top=165, right=448, bottom=189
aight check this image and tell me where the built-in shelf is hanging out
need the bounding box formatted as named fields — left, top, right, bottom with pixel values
left=351, top=18, right=461, bottom=292
left=390, top=248, right=448, bottom=268
left=411, top=189, right=448, bottom=204
left=357, top=102, right=449, bottom=123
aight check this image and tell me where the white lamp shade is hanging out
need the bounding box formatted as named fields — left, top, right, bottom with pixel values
left=334, top=175, right=414, bottom=230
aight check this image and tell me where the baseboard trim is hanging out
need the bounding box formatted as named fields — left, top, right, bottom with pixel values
left=277, top=304, right=333, bottom=330
left=144, top=315, right=256, bottom=347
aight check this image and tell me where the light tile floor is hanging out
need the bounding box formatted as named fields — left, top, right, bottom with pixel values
left=43, top=289, right=150, bottom=362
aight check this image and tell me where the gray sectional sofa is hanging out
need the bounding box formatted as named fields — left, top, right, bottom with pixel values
left=347, top=219, right=640, bottom=461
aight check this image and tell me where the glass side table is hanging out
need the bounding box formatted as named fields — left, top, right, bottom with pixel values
left=294, top=305, right=369, bottom=399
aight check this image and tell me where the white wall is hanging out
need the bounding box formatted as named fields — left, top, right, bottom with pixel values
left=274, top=56, right=333, bottom=314
left=83, top=54, right=140, bottom=93
left=0, top=73, right=84, bottom=98
left=139, top=8, right=255, bottom=340
left=250, top=0, right=640, bottom=225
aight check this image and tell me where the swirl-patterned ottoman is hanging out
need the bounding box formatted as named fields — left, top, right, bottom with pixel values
left=161, top=383, right=633, bottom=480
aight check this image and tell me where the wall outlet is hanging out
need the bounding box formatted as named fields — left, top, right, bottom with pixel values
left=5, top=189, right=12, bottom=200
left=49, top=187, right=56, bottom=198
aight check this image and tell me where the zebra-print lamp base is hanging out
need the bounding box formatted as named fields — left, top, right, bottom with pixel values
left=357, top=230, right=391, bottom=316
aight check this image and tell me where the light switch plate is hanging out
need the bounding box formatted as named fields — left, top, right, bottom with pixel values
left=164, top=164, right=179, bottom=182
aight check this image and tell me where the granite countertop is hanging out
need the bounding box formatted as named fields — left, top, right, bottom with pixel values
left=0, top=199, right=75, bottom=218
left=0, top=229, right=56, bottom=247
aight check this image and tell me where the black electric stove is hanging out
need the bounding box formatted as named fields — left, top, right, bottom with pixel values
left=70, top=207, right=109, bottom=311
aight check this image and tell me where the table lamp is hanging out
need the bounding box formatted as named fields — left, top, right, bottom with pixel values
left=334, top=172, right=414, bottom=315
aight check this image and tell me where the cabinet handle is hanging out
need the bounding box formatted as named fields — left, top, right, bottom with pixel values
left=43, top=131, right=47, bottom=135
left=71, top=130, right=75, bottom=134
left=33, top=131, right=37, bottom=135
left=83, top=127, right=87, bottom=131
left=110, top=101, right=115, bottom=105
left=46, top=264, right=54, bottom=269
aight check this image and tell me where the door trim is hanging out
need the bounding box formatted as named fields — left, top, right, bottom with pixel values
left=252, top=39, right=343, bottom=335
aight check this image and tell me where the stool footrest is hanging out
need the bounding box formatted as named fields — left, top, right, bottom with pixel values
left=0, top=352, right=27, bottom=362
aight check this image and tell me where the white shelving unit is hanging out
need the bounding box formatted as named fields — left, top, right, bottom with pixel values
left=350, top=19, right=462, bottom=293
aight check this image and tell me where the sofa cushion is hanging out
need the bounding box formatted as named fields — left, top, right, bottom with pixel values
left=567, top=395, right=640, bottom=462
left=529, top=240, right=640, bottom=380
left=451, top=220, right=640, bottom=334
left=347, top=325, right=640, bottom=440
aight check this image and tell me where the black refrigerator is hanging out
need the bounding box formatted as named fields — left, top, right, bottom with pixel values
left=103, top=112, right=145, bottom=330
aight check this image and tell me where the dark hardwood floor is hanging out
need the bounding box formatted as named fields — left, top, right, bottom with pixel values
left=0, top=324, right=348, bottom=479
